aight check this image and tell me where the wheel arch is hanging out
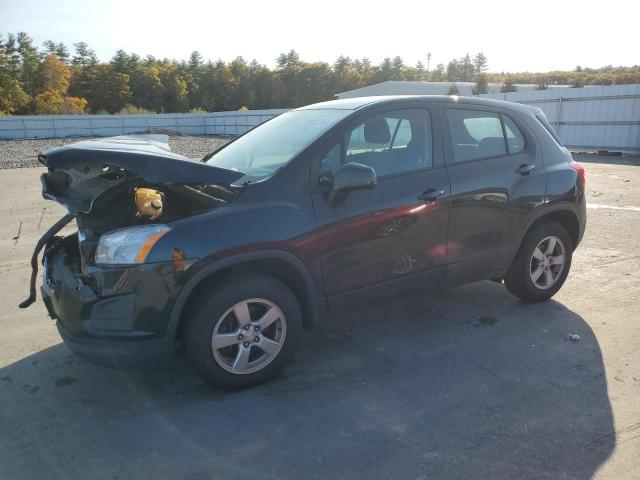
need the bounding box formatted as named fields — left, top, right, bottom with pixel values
left=507, top=205, right=581, bottom=274
left=168, top=250, right=326, bottom=342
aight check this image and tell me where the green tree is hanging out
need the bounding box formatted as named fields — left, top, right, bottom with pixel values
left=473, top=52, right=488, bottom=74
left=276, top=50, right=303, bottom=107
left=376, top=57, right=394, bottom=83
left=69, top=42, right=98, bottom=102
left=55, top=42, right=70, bottom=63
left=17, top=32, right=39, bottom=96
left=0, top=33, right=30, bottom=113
left=535, top=76, right=548, bottom=90
left=431, top=63, right=446, bottom=81
left=459, top=54, right=474, bottom=81
left=391, top=56, right=405, bottom=80
left=4, top=31, right=640, bottom=115
left=334, top=56, right=362, bottom=94
left=446, top=59, right=459, bottom=82
left=161, top=65, right=189, bottom=112
left=90, top=64, right=131, bottom=113
left=500, top=77, right=518, bottom=93
left=3, top=34, right=22, bottom=80
left=136, top=64, right=164, bottom=112
left=472, top=73, right=488, bottom=95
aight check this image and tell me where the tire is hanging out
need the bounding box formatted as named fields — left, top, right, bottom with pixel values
left=505, top=222, right=573, bottom=303
left=182, top=273, right=303, bottom=389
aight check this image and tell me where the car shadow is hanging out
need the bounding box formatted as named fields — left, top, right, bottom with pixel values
left=0, top=281, right=614, bottom=480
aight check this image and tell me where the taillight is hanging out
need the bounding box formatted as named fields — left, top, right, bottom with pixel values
left=569, top=161, right=585, bottom=190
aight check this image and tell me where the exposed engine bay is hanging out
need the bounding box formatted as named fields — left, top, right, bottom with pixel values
left=20, top=134, right=245, bottom=308
left=76, top=177, right=234, bottom=234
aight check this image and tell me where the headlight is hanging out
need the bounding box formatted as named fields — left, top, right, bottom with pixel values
left=95, top=225, right=171, bottom=265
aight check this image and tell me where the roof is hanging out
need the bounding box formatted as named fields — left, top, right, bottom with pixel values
left=297, top=95, right=540, bottom=114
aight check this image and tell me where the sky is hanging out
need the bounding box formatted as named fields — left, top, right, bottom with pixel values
left=1, top=0, right=638, bottom=72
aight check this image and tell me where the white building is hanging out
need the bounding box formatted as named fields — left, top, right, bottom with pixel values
left=335, top=81, right=570, bottom=99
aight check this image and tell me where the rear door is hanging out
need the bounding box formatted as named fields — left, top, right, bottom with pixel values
left=310, top=106, right=450, bottom=309
left=443, top=106, right=546, bottom=283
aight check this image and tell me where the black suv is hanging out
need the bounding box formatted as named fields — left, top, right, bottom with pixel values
left=23, top=96, right=586, bottom=388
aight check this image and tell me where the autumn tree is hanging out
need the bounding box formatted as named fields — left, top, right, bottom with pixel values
left=38, top=54, right=71, bottom=92
left=34, top=89, right=64, bottom=113
left=2, top=31, right=640, bottom=115
left=62, top=96, right=87, bottom=114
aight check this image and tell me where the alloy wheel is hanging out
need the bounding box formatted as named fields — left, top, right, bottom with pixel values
left=211, top=298, right=287, bottom=374
left=529, top=235, right=566, bottom=290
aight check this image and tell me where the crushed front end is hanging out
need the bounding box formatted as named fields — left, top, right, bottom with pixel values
left=22, top=135, right=244, bottom=368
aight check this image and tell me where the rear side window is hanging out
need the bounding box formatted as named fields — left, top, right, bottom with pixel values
left=446, top=109, right=506, bottom=162
left=535, top=112, right=562, bottom=145
left=503, top=115, right=525, bottom=154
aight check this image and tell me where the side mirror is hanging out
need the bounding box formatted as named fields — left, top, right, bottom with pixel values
left=327, top=162, right=377, bottom=207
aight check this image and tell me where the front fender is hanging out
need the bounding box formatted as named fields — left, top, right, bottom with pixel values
left=166, top=249, right=326, bottom=341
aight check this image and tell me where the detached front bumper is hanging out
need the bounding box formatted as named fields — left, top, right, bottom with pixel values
left=40, top=237, right=187, bottom=369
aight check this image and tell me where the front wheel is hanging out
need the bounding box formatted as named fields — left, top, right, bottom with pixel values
left=183, top=273, right=302, bottom=389
left=505, top=222, right=573, bottom=302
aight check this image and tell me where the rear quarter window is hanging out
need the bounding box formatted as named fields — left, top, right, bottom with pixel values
left=535, top=112, right=562, bottom=145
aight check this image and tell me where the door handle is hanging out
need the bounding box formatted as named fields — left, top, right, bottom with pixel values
left=418, top=188, right=445, bottom=203
left=516, top=163, right=535, bottom=176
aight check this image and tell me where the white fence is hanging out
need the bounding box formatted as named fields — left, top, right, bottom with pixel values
left=0, top=110, right=288, bottom=140
left=482, top=84, right=640, bottom=154
left=2, top=85, right=639, bottom=154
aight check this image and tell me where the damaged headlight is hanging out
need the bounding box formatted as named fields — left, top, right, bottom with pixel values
left=95, top=225, right=171, bottom=265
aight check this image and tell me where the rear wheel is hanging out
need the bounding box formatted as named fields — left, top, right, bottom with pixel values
left=505, top=222, right=573, bottom=302
left=183, top=273, right=302, bottom=389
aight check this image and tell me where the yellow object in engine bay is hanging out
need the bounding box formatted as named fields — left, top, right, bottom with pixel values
left=134, top=187, right=164, bottom=219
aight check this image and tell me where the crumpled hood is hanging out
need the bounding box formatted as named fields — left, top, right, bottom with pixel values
left=39, top=135, right=244, bottom=213
left=40, top=135, right=243, bottom=184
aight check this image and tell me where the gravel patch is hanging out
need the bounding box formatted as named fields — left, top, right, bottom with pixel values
left=0, top=135, right=230, bottom=169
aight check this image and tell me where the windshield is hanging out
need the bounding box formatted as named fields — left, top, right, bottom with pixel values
left=206, top=109, right=350, bottom=182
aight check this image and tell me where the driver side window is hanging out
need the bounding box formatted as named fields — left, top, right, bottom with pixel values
left=319, top=109, right=432, bottom=180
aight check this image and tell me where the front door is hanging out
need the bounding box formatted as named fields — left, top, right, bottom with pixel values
left=311, top=106, right=450, bottom=310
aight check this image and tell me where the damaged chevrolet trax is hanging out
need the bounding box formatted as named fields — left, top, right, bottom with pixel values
left=23, top=96, right=586, bottom=389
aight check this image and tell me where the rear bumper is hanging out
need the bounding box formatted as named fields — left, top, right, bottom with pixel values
left=40, top=237, right=190, bottom=369
left=577, top=194, right=587, bottom=247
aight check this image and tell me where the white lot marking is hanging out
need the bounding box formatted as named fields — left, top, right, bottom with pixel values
left=587, top=203, right=640, bottom=213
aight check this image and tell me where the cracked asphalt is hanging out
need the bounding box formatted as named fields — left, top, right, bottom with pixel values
left=0, top=151, right=638, bottom=479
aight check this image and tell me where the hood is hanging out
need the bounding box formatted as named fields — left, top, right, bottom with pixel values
left=39, top=135, right=244, bottom=214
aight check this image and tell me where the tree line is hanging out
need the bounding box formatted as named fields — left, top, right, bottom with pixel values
left=1, top=32, right=639, bottom=115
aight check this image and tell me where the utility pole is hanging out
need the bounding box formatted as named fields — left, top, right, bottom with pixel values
left=426, top=52, right=432, bottom=72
